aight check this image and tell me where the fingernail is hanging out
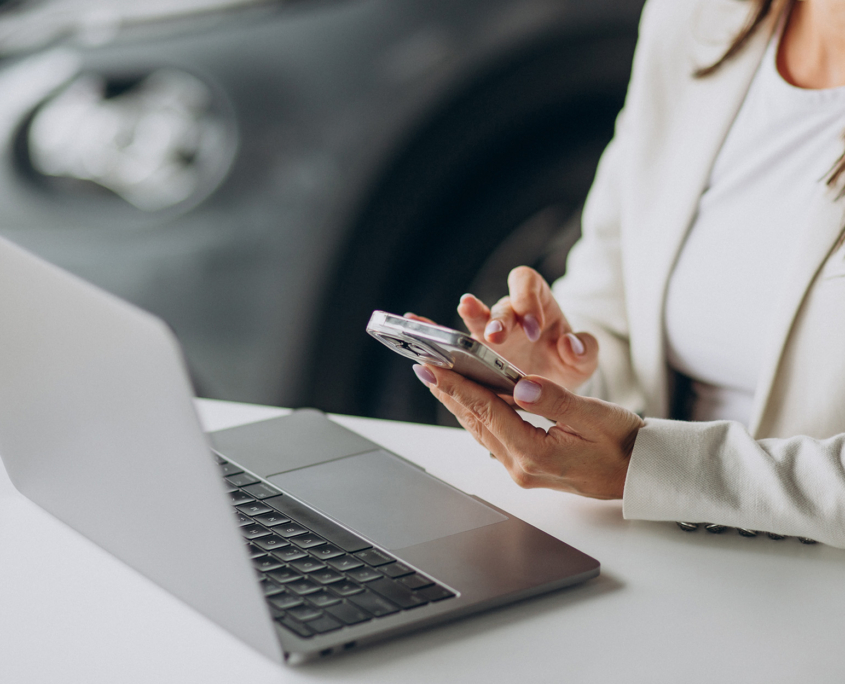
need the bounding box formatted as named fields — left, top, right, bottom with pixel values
left=523, top=314, right=540, bottom=342
left=459, top=293, right=473, bottom=303
left=514, top=379, right=542, bottom=403
left=567, top=332, right=585, bottom=355
left=413, top=364, right=436, bottom=387
left=404, top=312, right=414, bottom=318
left=485, top=319, right=503, bottom=337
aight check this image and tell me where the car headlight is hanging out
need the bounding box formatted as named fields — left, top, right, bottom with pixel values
left=28, top=68, right=233, bottom=211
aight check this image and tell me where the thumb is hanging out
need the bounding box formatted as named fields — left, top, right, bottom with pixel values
left=512, top=375, right=600, bottom=434
left=556, top=331, right=599, bottom=375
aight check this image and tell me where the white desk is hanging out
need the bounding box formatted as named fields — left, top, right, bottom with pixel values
left=1, top=399, right=842, bottom=684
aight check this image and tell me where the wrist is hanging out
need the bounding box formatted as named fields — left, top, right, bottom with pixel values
left=611, top=415, right=643, bottom=499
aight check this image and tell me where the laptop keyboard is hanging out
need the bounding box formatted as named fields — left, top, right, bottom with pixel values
left=216, top=455, right=456, bottom=639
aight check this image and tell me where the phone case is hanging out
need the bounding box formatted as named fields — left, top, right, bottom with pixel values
left=366, top=310, right=525, bottom=393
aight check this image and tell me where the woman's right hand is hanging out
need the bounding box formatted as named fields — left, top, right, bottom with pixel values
left=459, top=266, right=598, bottom=390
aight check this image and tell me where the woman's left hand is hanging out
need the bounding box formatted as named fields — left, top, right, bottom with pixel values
left=413, top=364, right=644, bottom=500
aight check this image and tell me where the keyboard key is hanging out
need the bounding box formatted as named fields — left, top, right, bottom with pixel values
left=346, top=566, right=382, bottom=583
left=306, top=589, right=341, bottom=608
left=310, top=544, right=345, bottom=560
left=354, top=549, right=395, bottom=567
left=381, top=562, right=414, bottom=578
left=348, top=590, right=400, bottom=617
left=260, top=578, right=285, bottom=596
left=276, top=615, right=312, bottom=638
left=325, top=555, right=363, bottom=572
left=254, top=512, right=290, bottom=527
left=235, top=511, right=252, bottom=526
left=236, top=502, right=272, bottom=517
left=287, top=604, right=324, bottom=622
left=272, top=547, right=308, bottom=563
left=252, top=555, right=285, bottom=572
left=242, top=482, right=281, bottom=500
left=398, top=573, right=434, bottom=590
left=245, top=542, right=265, bottom=558
left=308, top=615, right=343, bottom=634
left=328, top=581, right=364, bottom=597
left=287, top=578, right=322, bottom=595
left=253, top=535, right=289, bottom=551
left=325, top=600, right=372, bottom=626
left=289, top=534, right=326, bottom=549
left=368, top=577, right=427, bottom=609
left=267, top=567, right=302, bottom=584
left=415, top=585, right=456, bottom=602
left=240, top=524, right=271, bottom=540
left=219, top=462, right=243, bottom=477
left=288, top=557, right=327, bottom=574
left=229, top=491, right=254, bottom=505
left=268, top=591, right=303, bottom=610
left=275, top=523, right=308, bottom=538
left=264, top=496, right=372, bottom=553
left=311, top=568, right=344, bottom=585
left=226, top=472, right=259, bottom=487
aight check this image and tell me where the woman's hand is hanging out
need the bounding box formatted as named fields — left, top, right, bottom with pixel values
left=458, top=266, right=598, bottom=390
left=413, top=364, right=644, bottom=499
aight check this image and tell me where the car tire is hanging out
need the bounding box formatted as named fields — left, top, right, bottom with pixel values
left=303, top=32, right=634, bottom=423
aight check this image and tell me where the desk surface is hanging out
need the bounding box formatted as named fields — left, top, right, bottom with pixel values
left=1, top=399, right=842, bottom=684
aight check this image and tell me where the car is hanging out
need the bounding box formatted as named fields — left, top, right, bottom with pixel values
left=0, top=0, right=644, bottom=423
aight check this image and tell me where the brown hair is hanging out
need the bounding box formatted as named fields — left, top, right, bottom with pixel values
left=697, top=0, right=845, bottom=189
left=694, top=0, right=782, bottom=78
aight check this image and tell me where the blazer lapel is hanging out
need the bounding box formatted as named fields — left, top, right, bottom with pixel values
left=627, top=6, right=776, bottom=418
left=748, top=195, right=845, bottom=436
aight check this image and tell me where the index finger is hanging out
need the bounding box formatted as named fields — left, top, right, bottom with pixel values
left=423, top=365, right=545, bottom=456
left=457, top=293, right=491, bottom=339
left=506, top=266, right=568, bottom=338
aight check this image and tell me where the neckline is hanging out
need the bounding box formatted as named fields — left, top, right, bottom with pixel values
left=769, top=6, right=845, bottom=99
left=765, top=32, right=845, bottom=103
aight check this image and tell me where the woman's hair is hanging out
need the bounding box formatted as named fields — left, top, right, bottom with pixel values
left=696, top=0, right=845, bottom=189
left=694, top=0, right=781, bottom=79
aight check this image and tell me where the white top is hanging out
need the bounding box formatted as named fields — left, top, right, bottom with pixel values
left=664, top=34, right=845, bottom=425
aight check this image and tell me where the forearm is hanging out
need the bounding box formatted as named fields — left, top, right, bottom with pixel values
left=624, top=418, right=845, bottom=547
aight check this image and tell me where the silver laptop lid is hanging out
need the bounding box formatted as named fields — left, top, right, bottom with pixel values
left=0, top=237, right=281, bottom=662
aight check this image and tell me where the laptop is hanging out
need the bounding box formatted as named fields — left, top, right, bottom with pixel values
left=0, top=236, right=599, bottom=665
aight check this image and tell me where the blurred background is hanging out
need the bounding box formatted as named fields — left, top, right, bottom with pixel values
left=0, top=0, right=644, bottom=425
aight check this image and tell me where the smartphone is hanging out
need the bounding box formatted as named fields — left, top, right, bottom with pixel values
left=366, top=310, right=525, bottom=393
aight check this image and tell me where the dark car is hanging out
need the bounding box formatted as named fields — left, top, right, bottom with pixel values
left=0, top=0, right=644, bottom=423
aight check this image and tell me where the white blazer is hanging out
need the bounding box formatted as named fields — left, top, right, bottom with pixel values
left=552, top=0, right=845, bottom=546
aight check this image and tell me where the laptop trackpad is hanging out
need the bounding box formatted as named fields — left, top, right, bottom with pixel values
left=266, top=450, right=506, bottom=550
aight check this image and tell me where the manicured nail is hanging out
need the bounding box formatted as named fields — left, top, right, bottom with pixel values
left=413, top=364, right=436, bottom=386
left=567, top=332, right=585, bottom=355
left=523, top=314, right=540, bottom=342
left=514, top=379, right=542, bottom=403
left=485, top=319, right=503, bottom=337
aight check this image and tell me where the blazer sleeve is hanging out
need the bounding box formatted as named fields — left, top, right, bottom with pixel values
left=625, top=418, right=845, bottom=548
left=548, top=0, right=673, bottom=415
left=550, top=103, right=645, bottom=414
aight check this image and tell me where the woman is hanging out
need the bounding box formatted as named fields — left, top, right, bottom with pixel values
left=411, top=0, right=845, bottom=547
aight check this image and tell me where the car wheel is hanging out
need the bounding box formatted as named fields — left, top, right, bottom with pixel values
left=304, top=33, right=634, bottom=423
left=369, top=124, right=604, bottom=425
